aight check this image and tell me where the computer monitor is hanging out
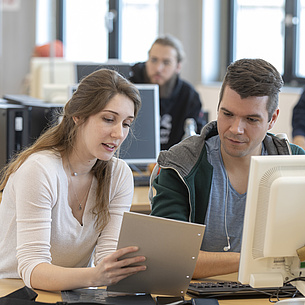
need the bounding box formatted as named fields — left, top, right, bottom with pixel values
left=119, top=84, right=160, bottom=164
left=75, top=60, right=133, bottom=83
left=238, top=155, right=305, bottom=296
left=42, top=83, right=71, bottom=104
left=29, top=57, right=75, bottom=99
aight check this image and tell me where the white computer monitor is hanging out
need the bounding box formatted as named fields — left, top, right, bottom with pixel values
left=238, top=155, right=305, bottom=296
left=29, top=57, right=75, bottom=99
left=42, top=83, right=71, bottom=104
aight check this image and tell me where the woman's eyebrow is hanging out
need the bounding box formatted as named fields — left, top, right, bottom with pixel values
left=102, top=109, right=135, bottom=119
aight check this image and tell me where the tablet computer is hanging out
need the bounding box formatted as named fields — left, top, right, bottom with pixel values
left=107, top=212, right=205, bottom=296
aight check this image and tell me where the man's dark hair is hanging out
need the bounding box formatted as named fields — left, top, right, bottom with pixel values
left=218, top=58, right=284, bottom=121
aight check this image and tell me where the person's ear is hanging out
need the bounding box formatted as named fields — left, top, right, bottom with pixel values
left=268, top=108, right=279, bottom=130
left=73, top=116, right=80, bottom=124
left=176, top=62, right=182, bottom=74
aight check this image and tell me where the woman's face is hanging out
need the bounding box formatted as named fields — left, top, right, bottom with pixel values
left=75, top=93, right=135, bottom=162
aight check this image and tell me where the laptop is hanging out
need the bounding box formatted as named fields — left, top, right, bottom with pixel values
left=107, top=212, right=205, bottom=296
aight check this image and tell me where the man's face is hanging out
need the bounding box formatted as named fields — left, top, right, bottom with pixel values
left=145, top=43, right=181, bottom=86
left=217, top=86, right=279, bottom=159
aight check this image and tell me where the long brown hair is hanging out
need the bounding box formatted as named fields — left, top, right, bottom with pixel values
left=0, top=69, right=141, bottom=230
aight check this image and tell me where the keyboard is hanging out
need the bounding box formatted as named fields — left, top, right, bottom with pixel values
left=188, top=281, right=301, bottom=299
left=133, top=174, right=150, bottom=186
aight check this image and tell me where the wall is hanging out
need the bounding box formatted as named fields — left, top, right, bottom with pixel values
left=0, top=0, right=36, bottom=96
left=158, top=0, right=203, bottom=87
left=196, top=84, right=303, bottom=141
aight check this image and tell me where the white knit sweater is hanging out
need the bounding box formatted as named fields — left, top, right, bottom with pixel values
left=0, top=151, right=133, bottom=287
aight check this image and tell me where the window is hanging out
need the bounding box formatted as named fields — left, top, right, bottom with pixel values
left=121, top=0, right=158, bottom=63
left=233, top=0, right=285, bottom=74
left=231, top=0, right=305, bottom=86
left=36, top=0, right=54, bottom=45
left=36, top=0, right=158, bottom=64
left=64, top=0, right=108, bottom=62
left=36, top=0, right=109, bottom=61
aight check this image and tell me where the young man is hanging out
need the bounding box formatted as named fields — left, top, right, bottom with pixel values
left=129, top=34, right=205, bottom=150
left=292, top=87, right=305, bottom=150
left=150, top=58, right=305, bottom=279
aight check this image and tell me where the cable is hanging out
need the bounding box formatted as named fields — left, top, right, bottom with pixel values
left=223, top=171, right=231, bottom=252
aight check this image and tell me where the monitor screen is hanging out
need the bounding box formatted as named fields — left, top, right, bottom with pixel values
left=238, top=155, right=305, bottom=296
left=75, top=61, right=133, bottom=83
left=70, top=84, right=160, bottom=165
left=119, top=84, right=160, bottom=164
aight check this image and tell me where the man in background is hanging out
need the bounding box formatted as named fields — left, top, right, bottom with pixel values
left=292, top=87, right=305, bottom=150
left=129, top=34, right=205, bottom=150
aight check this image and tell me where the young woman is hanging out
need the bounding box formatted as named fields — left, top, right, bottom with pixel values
left=0, top=69, right=146, bottom=291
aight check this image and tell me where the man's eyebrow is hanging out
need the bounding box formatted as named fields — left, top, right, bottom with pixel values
left=219, top=106, right=263, bottom=118
left=219, top=106, right=231, bottom=113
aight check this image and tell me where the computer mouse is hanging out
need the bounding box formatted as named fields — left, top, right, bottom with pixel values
left=276, top=298, right=305, bottom=304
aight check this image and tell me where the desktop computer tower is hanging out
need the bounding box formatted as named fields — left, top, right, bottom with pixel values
left=0, top=103, right=30, bottom=170
left=3, top=94, right=64, bottom=145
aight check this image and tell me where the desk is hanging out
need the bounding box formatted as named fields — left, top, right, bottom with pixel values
left=0, top=278, right=277, bottom=304
left=131, top=186, right=151, bottom=214
left=0, top=279, right=61, bottom=303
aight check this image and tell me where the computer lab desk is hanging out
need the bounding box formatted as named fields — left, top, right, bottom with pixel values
left=131, top=186, right=151, bottom=214
left=0, top=277, right=277, bottom=304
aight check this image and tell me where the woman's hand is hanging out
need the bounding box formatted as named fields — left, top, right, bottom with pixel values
left=92, top=246, right=146, bottom=287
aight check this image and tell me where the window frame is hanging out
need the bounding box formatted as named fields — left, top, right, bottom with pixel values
left=108, top=0, right=121, bottom=59
left=228, top=0, right=305, bottom=87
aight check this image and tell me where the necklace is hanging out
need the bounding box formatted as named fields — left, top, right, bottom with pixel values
left=67, top=158, right=91, bottom=210
left=67, top=157, right=91, bottom=176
